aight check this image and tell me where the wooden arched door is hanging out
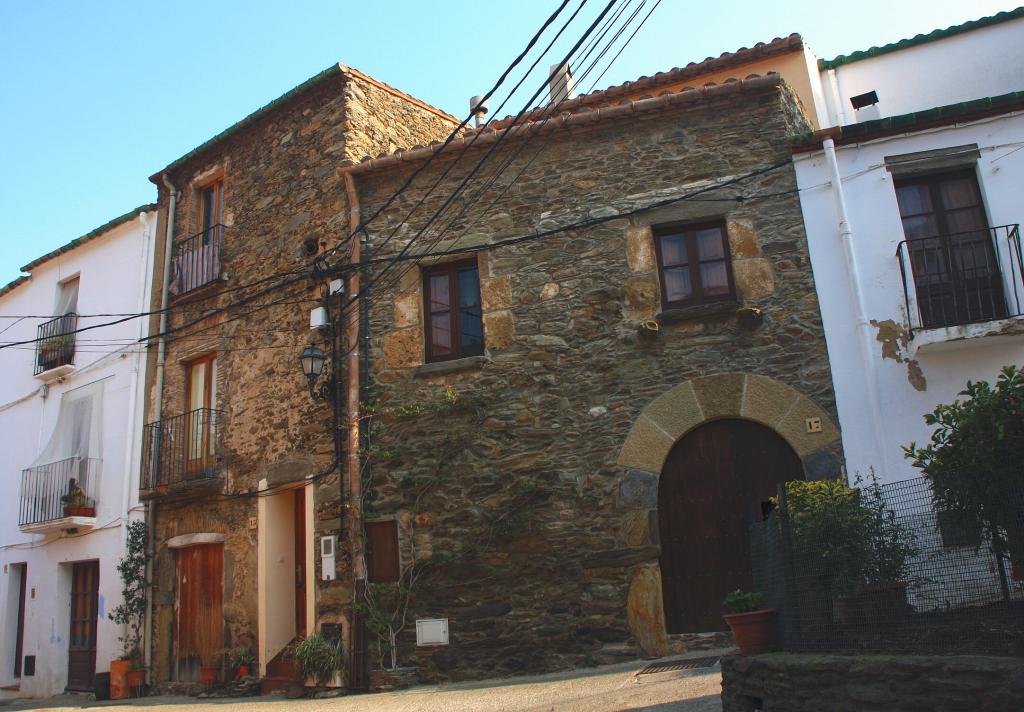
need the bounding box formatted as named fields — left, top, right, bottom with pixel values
left=658, top=419, right=802, bottom=633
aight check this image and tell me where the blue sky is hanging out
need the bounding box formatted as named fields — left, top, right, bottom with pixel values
left=0, top=0, right=1015, bottom=285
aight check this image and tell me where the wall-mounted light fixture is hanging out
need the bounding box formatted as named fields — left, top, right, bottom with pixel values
left=298, top=344, right=335, bottom=402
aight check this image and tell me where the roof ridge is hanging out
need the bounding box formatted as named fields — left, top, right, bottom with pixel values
left=151, top=63, right=456, bottom=182
left=20, top=203, right=158, bottom=274
left=338, top=65, right=460, bottom=124
left=819, top=6, right=1024, bottom=70
left=482, top=33, right=803, bottom=130
left=340, top=74, right=786, bottom=174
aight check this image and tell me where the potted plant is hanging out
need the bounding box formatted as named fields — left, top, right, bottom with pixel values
left=227, top=645, right=256, bottom=680
left=108, top=520, right=149, bottom=699
left=61, top=479, right=95, bottom=517
left=127, top=659, right=146, bottom=697
left=722, top=590, right=776, bottom=655
left=294, top=633, right=345, bottom=688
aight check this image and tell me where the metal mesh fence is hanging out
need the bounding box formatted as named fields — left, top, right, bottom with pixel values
left=750, top=476, right=1024, bottom=656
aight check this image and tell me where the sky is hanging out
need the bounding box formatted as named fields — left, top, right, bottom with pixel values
left=0, top=0, right=1016, bottom=286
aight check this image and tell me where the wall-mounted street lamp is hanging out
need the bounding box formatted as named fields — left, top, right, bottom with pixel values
left=299, top=344, right=335, bottom=401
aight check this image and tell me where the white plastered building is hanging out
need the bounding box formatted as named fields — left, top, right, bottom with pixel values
left=793, top=8, right=1024, bottom=483
left=0, top=205, right=157, bottom=698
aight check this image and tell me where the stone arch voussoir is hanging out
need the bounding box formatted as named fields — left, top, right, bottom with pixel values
left=616, top=372, right=840, bottom=477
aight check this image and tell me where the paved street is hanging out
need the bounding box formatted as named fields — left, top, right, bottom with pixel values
left=1, top=656, right=723, bottom=712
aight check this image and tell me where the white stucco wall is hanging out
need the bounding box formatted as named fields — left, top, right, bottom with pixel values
left=794, top=112, right=1024, bottom=484
left=0, top=209, right=156, bottom=698
left=821, top=16, right=1024, bottom=126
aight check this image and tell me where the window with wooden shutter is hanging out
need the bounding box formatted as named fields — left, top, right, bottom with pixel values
left=653, top=221, right=736, bottom=308
left=422, top=259, right=484, bottom=362
left=365, top=520, right=400, bottom=583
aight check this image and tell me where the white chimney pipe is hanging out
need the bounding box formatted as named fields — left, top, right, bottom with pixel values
left=548, top=62, right=576, bottom=105
left=469, top=95, right=489, bottom=128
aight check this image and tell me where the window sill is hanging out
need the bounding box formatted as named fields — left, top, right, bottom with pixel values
left=414, top=355, right=489, bottom=378
left=657, top=300, right=742, bottom=325
left=169, top=274, right=228, bottom=301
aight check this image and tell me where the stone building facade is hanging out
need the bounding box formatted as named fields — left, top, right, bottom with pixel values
left=142, top=65, right=459, bottom=687
left=335, top=74, right=844, bottom=681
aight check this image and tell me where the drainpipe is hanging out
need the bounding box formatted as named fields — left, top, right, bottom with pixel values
left=342, top=173, right=366, bottom=687
left=122, top=210, right=153, bottom=520
left=144, top=175, right=177, bottom=680
left=822, top=138, right=890, bottom=479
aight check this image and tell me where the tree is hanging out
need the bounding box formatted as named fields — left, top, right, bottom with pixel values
left=904, top=365, right=1024, bottom=596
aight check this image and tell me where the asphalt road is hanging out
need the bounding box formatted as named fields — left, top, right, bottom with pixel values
left=3, top=657, right=724, bottom=712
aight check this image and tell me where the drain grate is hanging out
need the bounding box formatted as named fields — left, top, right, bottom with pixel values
left=636, top=656, right=720, bottom=676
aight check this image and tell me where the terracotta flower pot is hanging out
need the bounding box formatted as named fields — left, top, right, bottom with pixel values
left=109, top=659, right=131, bottom=700
left=234, top=664, right=250, bottom=680
left=127, top=668, right=146, bottom=696
left=723, top=608, right=776, bottom=655
left=200, top=665, right=219, bottom=687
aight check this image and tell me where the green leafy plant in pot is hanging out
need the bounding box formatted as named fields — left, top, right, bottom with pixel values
left=722, top=590, right=775, bottom=655
left=294, top=633, right=345, bottom=688
left=227, top=646, right=256, bottom=680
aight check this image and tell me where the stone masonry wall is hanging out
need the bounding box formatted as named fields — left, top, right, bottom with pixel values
left=147, top=69, right=458, bottom=683
left=721, top=652, right=1024, bottom=712
left=345, top=79, right=843, bottom=681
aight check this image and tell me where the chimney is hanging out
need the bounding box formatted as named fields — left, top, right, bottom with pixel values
left=469, top=95, right=489, bottom=128
left=548, top=62, right=577, bottom=105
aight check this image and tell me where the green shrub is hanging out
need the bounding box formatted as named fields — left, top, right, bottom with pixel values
left=294, top=633, right=344, bottom=685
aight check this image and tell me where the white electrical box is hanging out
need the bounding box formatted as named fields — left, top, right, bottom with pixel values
left=415, top=618, right=449, bottom=646
left=310, top=306, right=328, bottom=330
left=329, top=278, right=345, bottom=295
left=320, top=535, right=337, bottom=581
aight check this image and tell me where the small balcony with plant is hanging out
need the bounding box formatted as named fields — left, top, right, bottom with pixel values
left=19, top=456, right=100, bottom=533
left=34, top=312, right=78, bottom=378
left=896, top=224, right=1024, bottom=352
left=140, top=408, right=224, bottom=497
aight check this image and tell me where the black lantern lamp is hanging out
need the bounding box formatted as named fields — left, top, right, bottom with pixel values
left=299, top=344, right=333, bottom=401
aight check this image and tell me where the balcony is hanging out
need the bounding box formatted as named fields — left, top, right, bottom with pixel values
left=896, top=225, right=1024, bottom=352
left=169, top=225, right=225, bottom=297
left=34, top=313, right=77, bottom=377
left=19, top=457, right=100, bottom=533
left=141, top=408, right=224, bottom=495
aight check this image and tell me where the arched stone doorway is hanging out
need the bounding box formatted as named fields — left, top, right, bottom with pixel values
left=618, top=373, right=843, bottom=655
left=658, top=419, right=803, bottom=633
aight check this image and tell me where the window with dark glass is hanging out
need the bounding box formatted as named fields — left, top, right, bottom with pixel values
left=653, top=222, right=735, bottom=307
left=423, top=259, right=483, bottom=362
left=894, top=169, right=1005, bottom=329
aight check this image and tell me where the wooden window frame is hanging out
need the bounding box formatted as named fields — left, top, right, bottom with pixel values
left=185, top=353, right=217, bottom=412
left=196, top=178, right=224, bottom=241
left=652, top=220, right=737, bottom=309
left=365, top=520, right=400, bottom=583
left=422, top=258, right=484, bottom=363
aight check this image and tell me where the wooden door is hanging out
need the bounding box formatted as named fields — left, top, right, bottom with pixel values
left=67, top=561, right=99, bottom=691
left=895, top=170, right=1004, bottom=328
left=175, top=544, right=223, bottom=681
left=658, top=419, right=803, bottom=633
left=294, top=489, right=307, bottom=637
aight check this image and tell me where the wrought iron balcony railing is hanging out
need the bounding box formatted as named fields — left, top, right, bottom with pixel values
left=34, top=313, right=77, bottom=375
left=19, top=457, right=100, bottom=527
left=896, top=225, right=1023, bottom=335
left=170, top=224, right=225, bottom=296
left=141, top=408, right=223, bottom=491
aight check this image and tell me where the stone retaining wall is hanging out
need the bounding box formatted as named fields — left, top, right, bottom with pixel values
left=721, top=652, right=1024, bottom=712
